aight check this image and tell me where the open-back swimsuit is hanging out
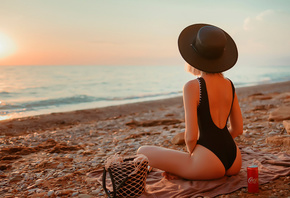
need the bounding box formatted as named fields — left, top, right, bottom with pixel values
left=196, top=77, right=237, bottom=171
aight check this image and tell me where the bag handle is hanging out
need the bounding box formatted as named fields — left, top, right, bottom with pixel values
left=102, top=167, right=117, bottom=198
left=102, top=167, right=132, bottom=198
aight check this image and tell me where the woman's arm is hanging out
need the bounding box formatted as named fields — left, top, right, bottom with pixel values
left=183, top=80, right=200, bottom=155
left=228, top=93, right=243, bottom=139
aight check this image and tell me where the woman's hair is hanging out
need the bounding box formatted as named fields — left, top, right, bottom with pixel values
left=185, top=63, right=202, bottom=76
left=185, top=63, right=223, bottom=77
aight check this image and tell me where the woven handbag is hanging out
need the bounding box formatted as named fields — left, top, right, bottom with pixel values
left=102, top=154, right=148, bottom=198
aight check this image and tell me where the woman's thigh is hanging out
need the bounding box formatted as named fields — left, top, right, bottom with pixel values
left=137, top=145, right=189, bottom=171
left=137, top=145, right=225, bottom=180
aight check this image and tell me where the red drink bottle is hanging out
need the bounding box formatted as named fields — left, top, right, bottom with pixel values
left=247, top=165, right=259, bottom=193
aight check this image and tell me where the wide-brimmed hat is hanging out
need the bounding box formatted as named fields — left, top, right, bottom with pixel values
left=178, top=23, right=238, bottom=73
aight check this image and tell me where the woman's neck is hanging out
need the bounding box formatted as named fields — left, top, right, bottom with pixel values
left=201, top=72, right=224, bottom=78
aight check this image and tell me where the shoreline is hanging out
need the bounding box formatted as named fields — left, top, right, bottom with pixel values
left=0, top=80, right=289, bottom=137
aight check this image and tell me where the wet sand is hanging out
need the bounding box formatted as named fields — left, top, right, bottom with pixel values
left=0, top=80, right=289, bottom=197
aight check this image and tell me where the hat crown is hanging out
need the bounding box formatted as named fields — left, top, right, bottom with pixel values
left=193, top=26, right=227, bottom=59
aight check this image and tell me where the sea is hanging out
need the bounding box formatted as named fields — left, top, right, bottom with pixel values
left=0, top=65, right=289, bottom=120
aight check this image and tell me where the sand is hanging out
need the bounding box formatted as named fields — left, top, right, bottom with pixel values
left=0, top=80, right=289, bottom=197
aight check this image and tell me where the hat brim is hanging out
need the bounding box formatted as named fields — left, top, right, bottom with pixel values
left=178, top=23, right=238, bottom=73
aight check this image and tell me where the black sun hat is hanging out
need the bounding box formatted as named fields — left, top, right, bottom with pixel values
left=178, top=23, right=238, bottom=73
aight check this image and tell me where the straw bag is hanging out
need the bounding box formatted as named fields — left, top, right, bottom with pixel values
left=102, top=154, right=148, bottom=198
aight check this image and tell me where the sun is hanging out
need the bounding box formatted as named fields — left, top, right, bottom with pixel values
left=0, top=32, right=16, bottom=59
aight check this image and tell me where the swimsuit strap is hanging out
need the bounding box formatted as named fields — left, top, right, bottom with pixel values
left=197, top=77, right=209, bottom=111
left=227, top=78, right=235, bottom=120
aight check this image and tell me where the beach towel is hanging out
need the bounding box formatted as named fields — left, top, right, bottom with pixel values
left=88, top=146, right=290, bottom=198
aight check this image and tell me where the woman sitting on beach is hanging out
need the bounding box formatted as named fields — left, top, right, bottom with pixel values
left=137, top=23, right=243, bottom=180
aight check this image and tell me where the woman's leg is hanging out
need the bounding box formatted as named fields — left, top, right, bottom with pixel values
left=137, top=145, right=225, bottom=180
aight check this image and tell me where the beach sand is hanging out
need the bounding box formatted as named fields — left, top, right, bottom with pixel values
left=0, top=81, right=289, bottom=197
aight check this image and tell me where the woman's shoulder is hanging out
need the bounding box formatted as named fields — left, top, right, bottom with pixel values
left=183, top=79, right=200, bottom=105
left=184, top=79, right=199, bottom=89
left=183, top=79, right=200, bottom=93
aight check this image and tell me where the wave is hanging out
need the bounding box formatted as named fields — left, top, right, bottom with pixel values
left=234, top=76, right=290, bottom=88
left=0, top=91, right=10, bottom=94
left=0, top=91, right=182, bottom=112
left=112, top=91, right=182, bottom=100
left=0, top=95, right=97, bottom=111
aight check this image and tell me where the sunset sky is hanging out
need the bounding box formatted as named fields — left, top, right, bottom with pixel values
left=0, top=0, right=290, bottom=67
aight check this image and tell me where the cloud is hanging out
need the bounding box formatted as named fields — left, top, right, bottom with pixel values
left=243, top=17, right=251, bottom=31
left=243, top=9, right=275, bottom=31
left=255, top=9, right=274, bottom=21
left=239, top=9, right=290, bottom=66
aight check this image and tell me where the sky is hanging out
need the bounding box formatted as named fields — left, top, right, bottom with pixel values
left=0, top=0, right=290, bottom=67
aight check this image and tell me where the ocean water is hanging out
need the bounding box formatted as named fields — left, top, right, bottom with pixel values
left=0, top=65, right=289, bottom=120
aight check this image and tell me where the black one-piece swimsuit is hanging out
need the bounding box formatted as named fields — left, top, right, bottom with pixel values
left=196, top=77, right=237, bottom=171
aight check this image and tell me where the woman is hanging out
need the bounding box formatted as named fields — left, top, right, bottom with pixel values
left=137, top=24, right=243, bottom=180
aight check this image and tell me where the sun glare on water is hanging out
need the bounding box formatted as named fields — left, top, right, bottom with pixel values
left=0, top=32, right=16, bottom=59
